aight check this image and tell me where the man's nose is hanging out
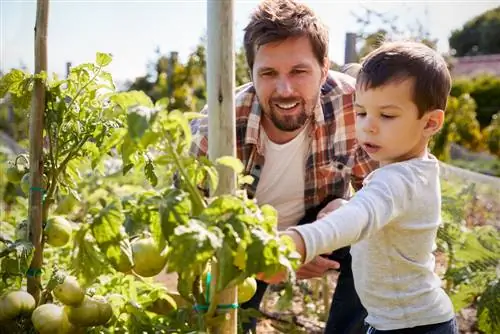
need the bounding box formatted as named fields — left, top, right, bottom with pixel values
left=276, top=77, right=293, bottom=97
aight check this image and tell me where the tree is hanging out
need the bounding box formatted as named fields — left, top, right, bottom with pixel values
left=351, top=6, right=438, bottom=61
left=482, top=112, right=500, bottom=157
left=430, top=94, right=483, bottom=161
left=449, top=6, right=500, bottom=57
left=450, top=74, right=500, bottom=128
left=126, top=39, right=251, bottom=113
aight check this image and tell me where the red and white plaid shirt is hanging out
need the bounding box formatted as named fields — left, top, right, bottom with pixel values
left=190, top=70, right=378, bottom=213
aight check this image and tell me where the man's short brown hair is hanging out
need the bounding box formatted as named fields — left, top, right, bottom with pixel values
left=357, top=41, right=452, bottom=118
left=243, top=0, right=328, bottom=71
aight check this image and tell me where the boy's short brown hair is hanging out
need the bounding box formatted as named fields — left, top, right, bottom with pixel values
left=357, top=41, right=452, bottom=118
left=243, top=0, right=328, bottom=70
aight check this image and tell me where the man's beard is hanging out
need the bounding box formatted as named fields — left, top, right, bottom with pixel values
left=266, top=97, right=314, bottom=132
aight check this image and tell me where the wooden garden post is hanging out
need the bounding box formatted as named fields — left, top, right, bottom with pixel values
left=27, top=0, right=49, bottom=304
left=207, top=0, right=237, bottom=332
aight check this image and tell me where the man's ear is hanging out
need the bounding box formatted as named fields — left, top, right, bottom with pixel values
left=319, top=57, right=329, bottom=83
left=423, top=109, right=445, bottom=137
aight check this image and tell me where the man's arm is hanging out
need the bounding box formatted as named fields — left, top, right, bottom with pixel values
left=351, top=143, right=379, bottom=192
left=189, top=105, right=209, bottom=158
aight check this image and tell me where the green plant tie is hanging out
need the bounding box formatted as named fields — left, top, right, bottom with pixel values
left=26, top=268, right=43, bottom=277
left=30, top=186, right=47, bottom=202
left=193, top=271, right=239, bottom=312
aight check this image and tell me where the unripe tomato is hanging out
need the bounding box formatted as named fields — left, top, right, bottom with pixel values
left=31, top=303, right=71, bottom=334
left=0, top=290, right=36, bottom=321
left=237, top=277, right=257, bottom=304
left=131, top=237, right=168, bottom=277
left=6, top=165, right=24, bottom=184
left=66, top=295, right=112, bottom=327
left=53, top=276, right=85, bottom=306
left=20, top=173, right=48, bottom=196
left=44, top=216, right=72, bottom=247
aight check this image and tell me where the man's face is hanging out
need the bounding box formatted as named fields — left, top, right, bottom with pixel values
left=252, top=36, right=327, bottom=133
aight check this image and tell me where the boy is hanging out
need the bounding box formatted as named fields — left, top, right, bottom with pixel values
left=262, top=41, right=458, bottom=333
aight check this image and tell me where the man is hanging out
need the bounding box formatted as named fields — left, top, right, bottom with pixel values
left=189, top=0, right=378, bottom=332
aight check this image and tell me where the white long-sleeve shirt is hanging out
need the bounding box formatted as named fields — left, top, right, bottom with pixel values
left=289, top=154, right=455, bottom=330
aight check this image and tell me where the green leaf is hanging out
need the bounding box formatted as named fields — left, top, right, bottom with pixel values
left=91, top=200, right=126, bottom=265
left=477, top=279, right=500, bottom=334
left=159, top=189, right=192, bottom=241
left=144, top=159, right=158, bottom=187
left=121, top=136, right=138, bottom=167
left=127, top=107, right=159, bottom=142
left=216, top=242, right=242, bottom=291
left=215, top=156, right=244, bottom=175
left=111, top=91, right=154, bottom=111
left=96, top=52, right=113, bottom=67
left=167, top=219, right=222, bottom=276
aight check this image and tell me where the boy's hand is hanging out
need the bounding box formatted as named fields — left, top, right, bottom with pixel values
left=256, top=271, right=287, bottom=284
left=257, top=230, right=306, bottom=284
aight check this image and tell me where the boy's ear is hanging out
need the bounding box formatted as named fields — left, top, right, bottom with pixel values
left=423, top=109, right=444, bottom=137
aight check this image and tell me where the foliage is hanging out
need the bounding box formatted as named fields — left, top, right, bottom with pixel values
left=451, top=74, right=500, bottom=129
left=430, top=94, right=482, bottom=161
left=126, top=41, right=251, bottom=115
left=437, top=181, right=499, bottom=334
left=449, top=6, right=500, bottom=57
left=482, top=112, right=500, bottom=157
left=450, top=158, right=500, bottom=177
left=0, top=53, right=300, bottom=333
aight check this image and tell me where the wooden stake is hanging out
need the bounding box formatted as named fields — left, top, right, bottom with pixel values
left=207, top=0, right=237, bottom=333
left=27, top=0, right=49, bottom=304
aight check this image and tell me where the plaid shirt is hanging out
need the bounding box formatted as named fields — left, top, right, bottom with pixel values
left=189, top=70, right=378, bottom=214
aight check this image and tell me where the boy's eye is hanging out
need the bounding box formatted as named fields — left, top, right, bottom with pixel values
left=381, top=114, right=396, bottom=119
left=355, top=111, right=366, bottom=117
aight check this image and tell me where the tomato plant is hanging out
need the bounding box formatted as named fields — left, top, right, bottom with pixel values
left=0, top=53, right=300, bottom=333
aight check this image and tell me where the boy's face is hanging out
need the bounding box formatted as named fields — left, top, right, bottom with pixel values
left=354, top=78, right=442, bottom=166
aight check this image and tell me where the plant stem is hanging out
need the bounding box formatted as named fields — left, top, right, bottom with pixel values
left=164, top=133, right=206, bottom=215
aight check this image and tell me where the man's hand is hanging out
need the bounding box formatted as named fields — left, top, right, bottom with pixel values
left=317, top=198, right=348, bottom=219
left=296, top=255, right=339, bottom=279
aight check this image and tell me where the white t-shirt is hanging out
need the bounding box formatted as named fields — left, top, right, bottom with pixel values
left=255, top=123, right=311, bottom=230
left=289, top=154, right=455, bottom=330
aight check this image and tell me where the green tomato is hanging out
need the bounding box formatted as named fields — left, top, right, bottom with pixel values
left=20, top=173, right=48, bottom=196
left=31, top=303, right=71, bottom=334
left=0, top=290, right=36, bottom=321
left=6, top=165, right=24, bottom=184
left=53, top=276, right=85, bottom=306
left=237, top=277, right=257, bottom=304
left=131, top=237, right=168, bottom=277
left=44, top=216, right=72, bottom=247
left=66, top=295, right=113, bottom=327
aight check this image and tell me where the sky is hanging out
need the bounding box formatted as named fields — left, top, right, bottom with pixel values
left=1, top=0, right=499, bottom=87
